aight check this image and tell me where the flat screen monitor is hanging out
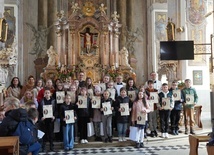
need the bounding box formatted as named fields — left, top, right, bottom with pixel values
left=160, top=41, right=194, bottom=60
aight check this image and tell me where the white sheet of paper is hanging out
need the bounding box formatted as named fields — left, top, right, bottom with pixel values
left=91, top=96, right=101, bottom=108
left=37, top=129, right=45, bottom=139
left=65, top=110, right=75, bottom=124
left=99, top=83, right=106, bottom=92
left=162, top=98, right=171, bottom=110
left=56, top=91, right=65, bottom=104
left=150, top=92, right=159, bottom=103
left=146, top=99, right=154, bottom=111
left=128, top=90, right=136, bottom=102
left=107, top=88, right=116, bottom=100
left=87, top=89, right=94, bottom=98
left=137, top=112, right=146, bottom=125
left=115, top=85, right=123, bottom=96
left=78, top=96, right=87, bottom=108
left=43, top=105, right=53, bottom=118
left=120, top=103, right=130, bottom=116
left=173, top=90, right=181, bottom=101
left=102, top=101, right=112, bottom=115
left=186, top=94, right=194, bottom=105
left=66, top=91, right=76, bottom=103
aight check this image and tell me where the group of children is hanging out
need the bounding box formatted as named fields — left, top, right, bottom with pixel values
left=0, top=73, right=198, bottom=152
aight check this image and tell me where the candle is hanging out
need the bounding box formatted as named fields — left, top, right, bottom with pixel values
left=0, top=93, right=3, bottom=106
left=64, top=54, right=67, bottom=65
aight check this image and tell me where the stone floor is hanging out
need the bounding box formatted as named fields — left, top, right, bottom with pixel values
left=39, top=112, right=212, bottom=155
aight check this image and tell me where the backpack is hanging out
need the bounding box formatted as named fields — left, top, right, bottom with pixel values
left=12, top=120, right=34, bottom=145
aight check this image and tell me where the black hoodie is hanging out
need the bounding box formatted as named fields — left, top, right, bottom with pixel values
left=0, top=108, right=28, bottom=136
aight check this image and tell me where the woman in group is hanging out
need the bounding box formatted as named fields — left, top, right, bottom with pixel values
left=32, top=79, right=44, bottom=99
left=7, top=77, right=23, bottom=100
left=21, top=75, right=35, bottom=96
left=20, top=90, right=38, bottom=108
left=131, top=91, right=150, bottom=148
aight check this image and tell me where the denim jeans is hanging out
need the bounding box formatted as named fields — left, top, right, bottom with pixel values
left=117, top=123, right=128, bottom=137
left=28, top=142, right=41, bottom=155
left=63, top=124, right=74, bottom=149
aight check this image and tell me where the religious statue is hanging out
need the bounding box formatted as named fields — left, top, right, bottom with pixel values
left=71, top=2, right=80, bottom=14
left=26, top=23, right=52, bottom=58
left=166, top=18, right=175, bottom=41
left=85, top=33, right=92, bottom=53
left=119, top=47, right=131, bottom=68
left=46, top=46, right=59, bottom=67
left=111, top=11, right=120, bottom=22
left=99, top=3, right=107, bottom=15
left=57, top=10, right=66, bottom=21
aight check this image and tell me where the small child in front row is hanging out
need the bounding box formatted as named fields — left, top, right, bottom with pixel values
left=101, top=90, right=114, bottom=143
left=131, top=91, right=150, bottom=148
left=158, top=83, right=174, bottom=138
left=76, top=87, right=92, bottom=144
left=92, top=86, right=102, bottom=141
left=114, top=87, right=132, bottom=142
left=39, top=89, right=57, bottom=152
left=60, top=94, right=77, bottom=151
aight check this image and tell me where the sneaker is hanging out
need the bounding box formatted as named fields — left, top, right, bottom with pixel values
left=150, top=131, right=155, bottom=137
left=104, top=138, right=108, bottom=143
left=175, top=130, right=179, bottom=135
left=185, top=127, right=188, bottom=134
left=154, top=130, right=158, bottom=137
left=118, top=137, right=123, bottom=142
left=190, top=130, right=195, bottom=135
left=108, top=137, right=113, bottom=143
left=122, top=137, right=127, bottom=141
left=172, top=130, right=176, bottom=135
left=161, top=133, right=165, bottom=138
left=135, top=143, right=140, bottom=148
left=84, top=139, right=88, bottom=143
left=80, top=139, right=85, bottom=144
left=165, top=133, right=169, bottom=138
left=140, top=142, right=144, bottom=148
left=64, top=148, right=69, bottom=151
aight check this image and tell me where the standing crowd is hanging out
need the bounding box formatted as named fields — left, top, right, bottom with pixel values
left=0, top=71, right=198, bottom=154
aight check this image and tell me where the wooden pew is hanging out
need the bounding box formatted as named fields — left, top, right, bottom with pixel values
left=0, top=136, right=19, bottom=155
left=189, top=135, right=210, bottom=155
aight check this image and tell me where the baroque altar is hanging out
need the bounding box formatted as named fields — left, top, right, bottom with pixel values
left=42, top=2, right=135, bottom=82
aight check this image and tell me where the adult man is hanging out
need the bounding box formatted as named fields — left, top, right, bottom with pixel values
left=114, top=75, right=126, bottom=95
left=78, top=71, right=86, bottom=88
left=182, top=79, right=198, bottom=134
left=145, top=71, right=162, bottom=92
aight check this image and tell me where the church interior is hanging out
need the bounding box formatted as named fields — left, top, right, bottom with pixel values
left=0, top=0, right=214, bottom=154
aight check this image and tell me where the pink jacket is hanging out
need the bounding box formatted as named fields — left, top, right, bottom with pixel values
left=131, top=100, right=150, bottom=122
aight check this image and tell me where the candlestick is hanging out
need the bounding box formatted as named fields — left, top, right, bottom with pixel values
left=65, top=54, right=67, bottom=65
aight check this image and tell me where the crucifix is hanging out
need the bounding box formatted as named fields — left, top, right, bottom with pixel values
left=80, top=27, right=98, bottom=54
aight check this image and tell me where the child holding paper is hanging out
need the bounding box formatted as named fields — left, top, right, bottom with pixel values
left=92, top=86, right=102, bottom=141
left=182, top=79, right=198, bottom=134
left=169, top=81, right=184, bottom=135
left=131, top=91, right=150, bottom=148
left=38, top=89, right=57, bottom=152
left=114, top=87, right=131, bottom=142
left=76, top=87, right=92, bottom=144
left=101, top=90, right=114, bottom=143
left=158, top=83, right=174, bottom=138
left=60, top=94, right=77, bottom=151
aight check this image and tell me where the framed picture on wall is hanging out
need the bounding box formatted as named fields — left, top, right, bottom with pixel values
left=193, top=70, right=203, bottom=85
